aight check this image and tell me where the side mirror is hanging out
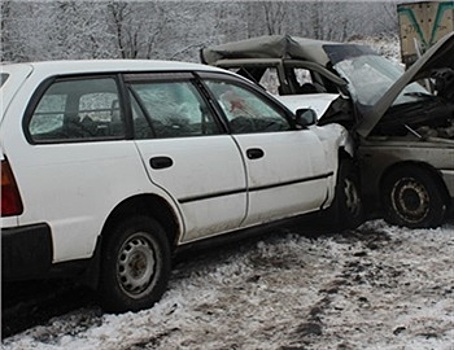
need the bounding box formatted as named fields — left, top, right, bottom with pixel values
left=295, top=108, right=317, bottom=127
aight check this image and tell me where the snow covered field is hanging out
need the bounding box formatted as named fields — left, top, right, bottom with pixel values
left=3, top=219, right=454, bottom=350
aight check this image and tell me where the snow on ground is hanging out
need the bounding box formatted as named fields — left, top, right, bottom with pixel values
left=3, top=219, right=454, bottom=350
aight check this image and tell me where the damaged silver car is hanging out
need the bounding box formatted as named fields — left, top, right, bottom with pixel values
left=201, top=33, right=454, bottom=228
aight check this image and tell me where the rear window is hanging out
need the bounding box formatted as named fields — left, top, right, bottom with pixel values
left=0, top=73, right=9, bottom=87
left=27, top=77, right=125, bottom=143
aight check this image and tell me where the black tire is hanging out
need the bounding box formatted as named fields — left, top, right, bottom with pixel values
left=381, top=165, right=448, bottom=228
left=331, top=158, right=364, bottom=229
left=97, top=216, right=171, bottom=313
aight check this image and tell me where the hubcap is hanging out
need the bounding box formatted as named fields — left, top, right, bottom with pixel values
left=117, top=233, right=157, bottom=298
left=391, top=177, right=429, bottom=223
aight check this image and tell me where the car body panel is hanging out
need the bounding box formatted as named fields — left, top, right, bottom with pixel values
left=0, top=64, right=33, bottom=123
left=232, top=129, right=330, bottom=226
left=359, top=137, right=454, bottom=198
left=135, top=135, right=248, bottom=243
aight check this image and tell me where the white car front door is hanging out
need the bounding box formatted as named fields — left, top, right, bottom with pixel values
left=203, top=78, right=331, bottom=226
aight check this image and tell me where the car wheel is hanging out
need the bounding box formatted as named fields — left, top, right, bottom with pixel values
left=97, top=216, right=171, bottom=313
left=381, top=166, right=448, bottom=228
left=332, top=159, right=364, bottom=229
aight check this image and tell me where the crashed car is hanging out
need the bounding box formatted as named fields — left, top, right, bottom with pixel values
left=1, top=59, right=363, bottom=312
left=202, top=33, right=454, bottom=228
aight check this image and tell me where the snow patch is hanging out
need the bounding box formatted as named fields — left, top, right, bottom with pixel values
left=3, top=220, right=454, bottom=349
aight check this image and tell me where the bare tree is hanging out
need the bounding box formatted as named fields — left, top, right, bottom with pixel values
left=375, top=1, right=399, bottom=35
left=106, top=1, right=173, bottom=59
left=262, top=2, right=288, bottom=35
left=107, top=1, right=130, bottom=58
left=0, top=0, right=12, bottom=61
left=0, top=1, right=401, bottom=63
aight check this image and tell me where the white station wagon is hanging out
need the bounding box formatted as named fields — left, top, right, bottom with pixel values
left=1, top=60, right=362, bottom=312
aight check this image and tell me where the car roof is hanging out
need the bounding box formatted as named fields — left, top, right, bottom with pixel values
left=201, top=35, right=345, bottom=67
left=0, top=59, right=226, bottom=76
left=0, top=60, right=235, bottom=122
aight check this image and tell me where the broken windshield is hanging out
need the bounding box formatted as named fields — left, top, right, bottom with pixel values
left=324, top=45, right=429, bottom=108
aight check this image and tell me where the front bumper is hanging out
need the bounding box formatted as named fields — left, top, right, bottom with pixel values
left=2, top=223, right=53, bottom=281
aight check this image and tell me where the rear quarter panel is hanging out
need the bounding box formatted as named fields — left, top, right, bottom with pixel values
left=0, top=68, right=183, bottom=263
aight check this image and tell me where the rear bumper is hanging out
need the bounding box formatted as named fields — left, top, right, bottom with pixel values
left=2, top=223, right=53, bottom=281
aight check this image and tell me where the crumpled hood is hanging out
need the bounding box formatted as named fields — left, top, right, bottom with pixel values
left=356, top=32, right=454, bottom=138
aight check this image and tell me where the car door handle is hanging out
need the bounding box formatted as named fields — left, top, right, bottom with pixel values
left=246, top=148, right=264, bottom=160
left=150, top=156, right=173, bottom=169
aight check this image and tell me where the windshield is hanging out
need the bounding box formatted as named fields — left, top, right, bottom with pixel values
left=324, top=45, right=430, bottom=107
left=0, top=73, right=9, bottom=87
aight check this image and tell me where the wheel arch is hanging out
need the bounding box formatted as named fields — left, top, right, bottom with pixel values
left=379, top=160, right=450, bottom=204
left=79, top=194, right=181, bottom=290
left=101, top=194, right=182, bottom=248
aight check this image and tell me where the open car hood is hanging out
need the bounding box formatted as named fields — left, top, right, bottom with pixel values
left=356, top=32, right=454, bottom=138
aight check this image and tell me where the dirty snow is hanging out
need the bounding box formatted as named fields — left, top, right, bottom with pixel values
left=3, top=219, right=454, bottom=349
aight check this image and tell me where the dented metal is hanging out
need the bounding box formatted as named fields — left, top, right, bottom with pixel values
left=203, top=33, right=454, bottom=227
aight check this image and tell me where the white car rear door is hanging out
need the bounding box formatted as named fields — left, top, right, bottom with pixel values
left=124, top=73, right=247, bottom=243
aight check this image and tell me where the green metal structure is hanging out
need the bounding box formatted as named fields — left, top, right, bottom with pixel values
left=398, top=1, right=454, bottom=66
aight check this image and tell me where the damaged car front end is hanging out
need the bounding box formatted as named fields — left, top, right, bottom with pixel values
left=202, top=33, right=454, bottom=228
left=337, top=33, right=454, bottom=228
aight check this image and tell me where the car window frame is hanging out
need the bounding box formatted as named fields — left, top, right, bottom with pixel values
left=213, top=59, right=346, bottom=95
left=196, top=71, right=297, bottom=133
left=23, top=73, right=129, bottom=145
left=123, top=72, right=227, bottom=139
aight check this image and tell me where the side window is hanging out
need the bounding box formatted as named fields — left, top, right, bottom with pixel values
left=258, top=67, right=281, bottom=96
left=205, top=80, right=291, bottom=134
left=129, top=81, right=220, bottom=139
left=228, top=66, right=281, bottom=96
left=28, top=78, right=124, bottom=143
left=292, top=68, right=318, bottom=94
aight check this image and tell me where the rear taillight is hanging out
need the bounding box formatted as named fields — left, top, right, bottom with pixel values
left=1, top=159, right=23, bottom=216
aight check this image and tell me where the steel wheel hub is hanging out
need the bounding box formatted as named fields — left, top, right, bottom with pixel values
left=392, top=178, right=429, bottom=223
left=117, top=234, right=156, bottom=297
